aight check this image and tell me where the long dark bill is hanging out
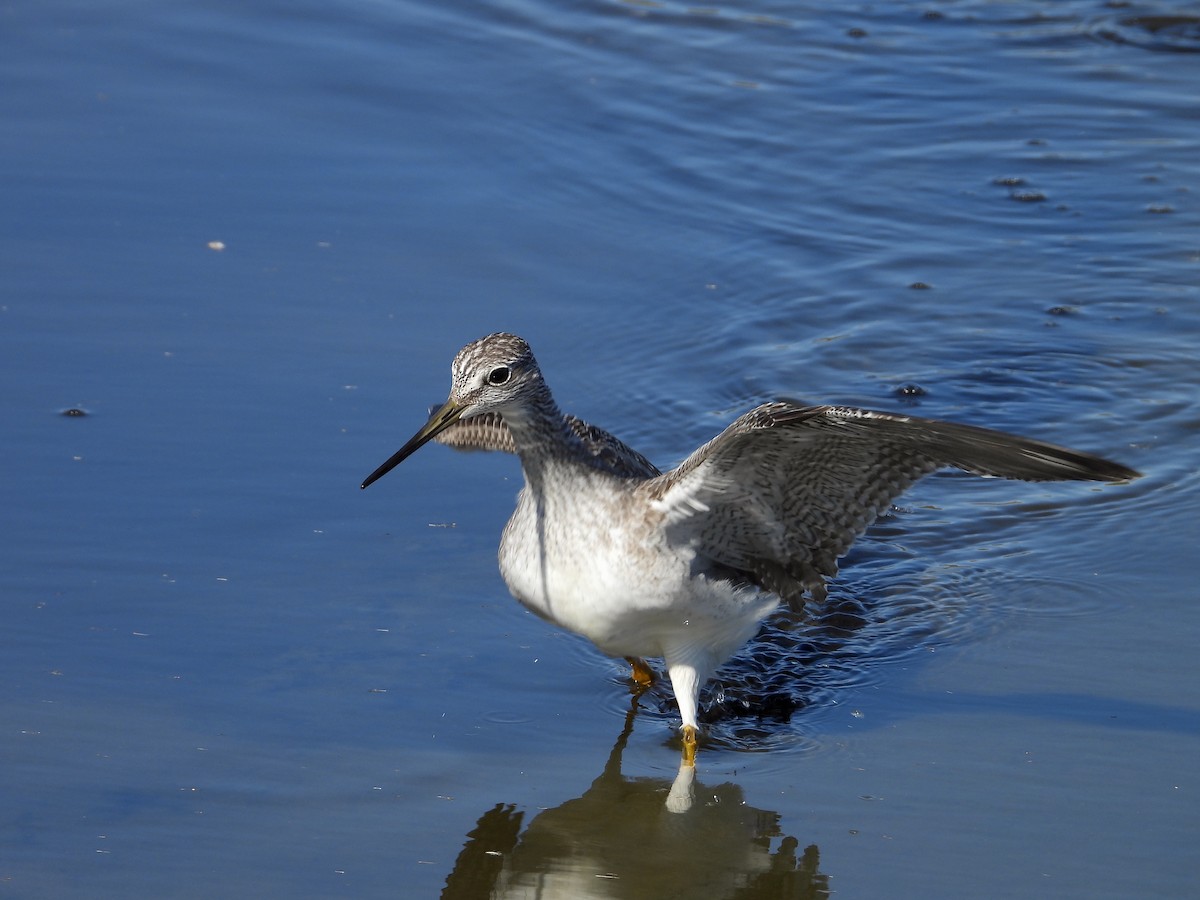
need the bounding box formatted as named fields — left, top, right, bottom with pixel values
left=360, top=399, right=464, bottom=489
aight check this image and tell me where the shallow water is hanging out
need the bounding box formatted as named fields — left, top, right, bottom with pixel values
left=3, top=0, right=1199, bottom=897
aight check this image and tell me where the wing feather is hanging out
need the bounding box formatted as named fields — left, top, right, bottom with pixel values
left=643, top=402, right=1138, bottom=603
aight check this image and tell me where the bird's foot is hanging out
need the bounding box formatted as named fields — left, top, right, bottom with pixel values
left=681, top=724, right=698, bottom=768
left=625, top=656, right=656, bottom=689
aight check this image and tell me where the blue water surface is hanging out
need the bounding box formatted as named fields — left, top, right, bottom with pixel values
left=3, top=1, right=1198, bottom=897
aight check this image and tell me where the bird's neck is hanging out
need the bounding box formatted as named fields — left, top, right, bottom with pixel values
left=500, top=391, right=589, bottom=481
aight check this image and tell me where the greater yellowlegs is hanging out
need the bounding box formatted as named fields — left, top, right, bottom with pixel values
left=362, top=333, right=1139, bottom=763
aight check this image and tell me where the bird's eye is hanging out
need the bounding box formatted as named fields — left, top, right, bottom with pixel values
left=487, top=366, right=511, bottom=386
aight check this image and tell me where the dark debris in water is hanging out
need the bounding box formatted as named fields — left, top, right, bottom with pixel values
left=990, top=176, right=1046, bottom=204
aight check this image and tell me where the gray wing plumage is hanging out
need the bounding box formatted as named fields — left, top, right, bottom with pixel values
left=434, top=406, right=661, bottom=479
left=643, top=402, right=1139, bottom=604
left=563, top=416, right=662, bottom=479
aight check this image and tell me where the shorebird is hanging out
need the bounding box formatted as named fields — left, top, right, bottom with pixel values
left=361, top=333, right=1139, bottom=763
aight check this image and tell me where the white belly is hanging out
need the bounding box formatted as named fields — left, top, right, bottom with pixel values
left=497, top=479, right=775, bottom=662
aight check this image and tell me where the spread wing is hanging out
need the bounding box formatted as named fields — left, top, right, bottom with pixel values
left=642, top=402, right=1138, bottom=604
left=435, top=407, right=661, bottom=479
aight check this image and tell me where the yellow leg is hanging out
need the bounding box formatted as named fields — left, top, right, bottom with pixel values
left=681, top=724, right=698, bottom=768
left=625, top=656, right=656, bottom=688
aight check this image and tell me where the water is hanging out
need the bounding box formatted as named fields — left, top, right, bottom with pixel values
left=3, top=0, right=1198, bottom=896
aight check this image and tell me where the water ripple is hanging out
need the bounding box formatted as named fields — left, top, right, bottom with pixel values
left=1089, top=13, right=1200, bottom=53
left=611, top=552, right=1015, bottom=753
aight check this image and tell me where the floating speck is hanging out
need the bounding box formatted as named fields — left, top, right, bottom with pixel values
left=61, top=407, right=88, bottom=417
left=207, top=240, right=226, bottom=251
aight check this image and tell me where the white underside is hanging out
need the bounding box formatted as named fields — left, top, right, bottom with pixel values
left=498, top=469, right=779, bottom=731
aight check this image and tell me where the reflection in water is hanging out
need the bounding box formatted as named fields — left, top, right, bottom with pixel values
left=440, top=701, right=830, bottom=899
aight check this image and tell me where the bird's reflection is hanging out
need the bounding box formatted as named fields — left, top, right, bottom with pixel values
left=440, top=699, right=830, bottom=899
